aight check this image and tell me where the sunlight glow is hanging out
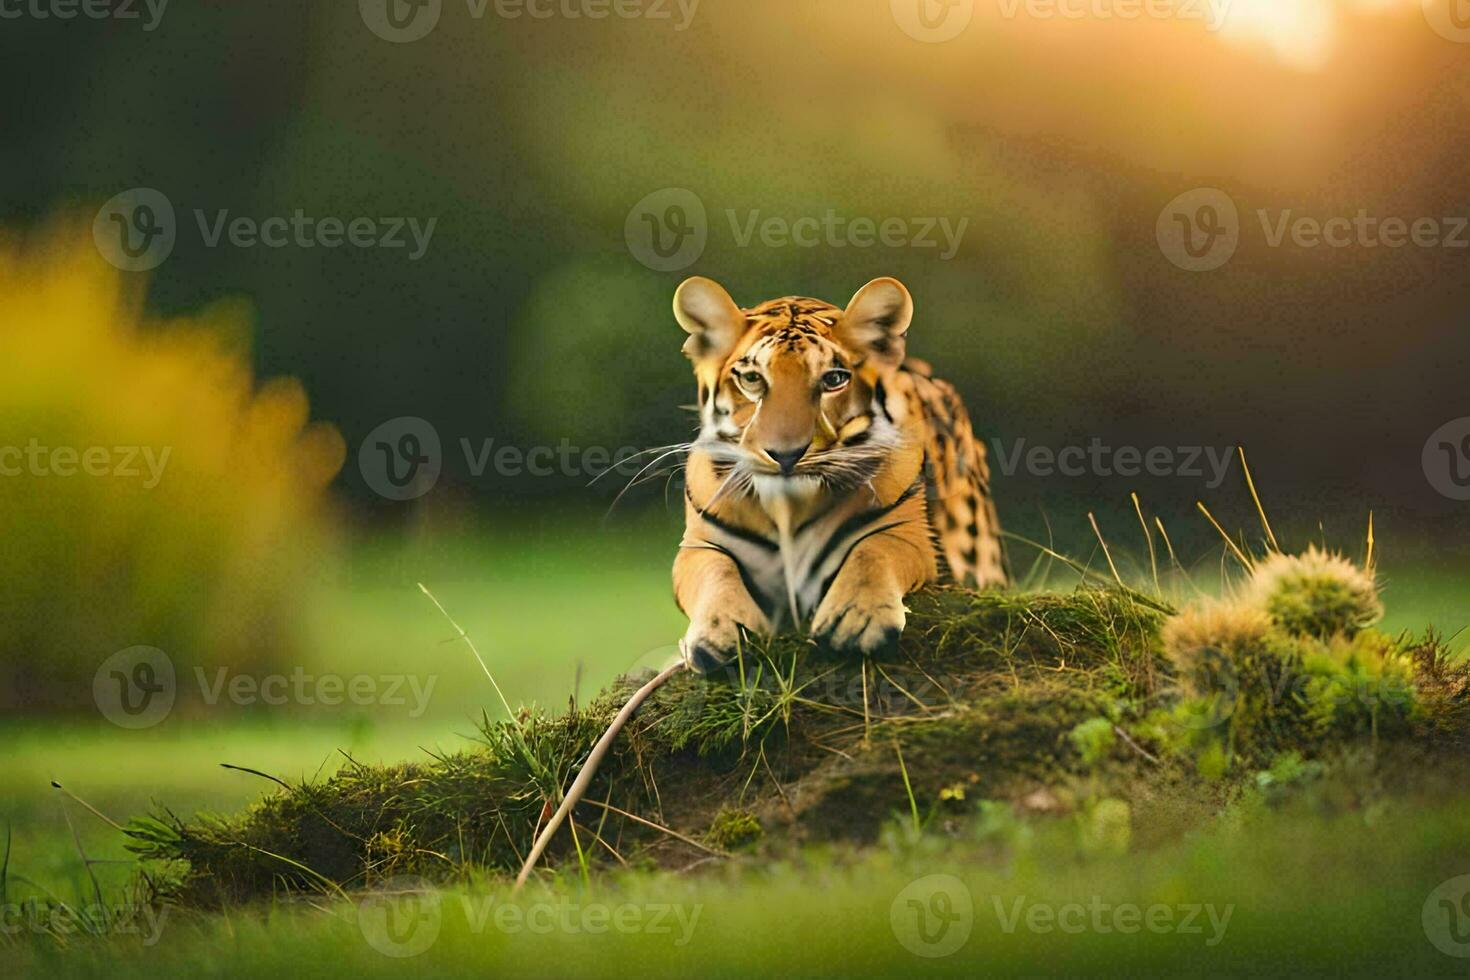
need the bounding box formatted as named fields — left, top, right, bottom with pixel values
left=1216, top=0, right=1417, bottom=71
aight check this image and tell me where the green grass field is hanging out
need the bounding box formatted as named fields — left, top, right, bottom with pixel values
left=6, top=519, right=1469, bottom=976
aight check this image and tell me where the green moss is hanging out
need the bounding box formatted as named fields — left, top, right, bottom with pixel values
left=1069, top=718, right=1117, bottom=767
left=1166, top=602, right=1421, bottom=771
left=706, top=808, right=762, bottom=850
left=1266, top=576, right=1380, bottom=639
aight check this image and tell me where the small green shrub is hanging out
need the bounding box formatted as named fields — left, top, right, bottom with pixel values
left=1162, top=551, right=1413, bottom=769
left=1247, top=547, right=1383, bottom=639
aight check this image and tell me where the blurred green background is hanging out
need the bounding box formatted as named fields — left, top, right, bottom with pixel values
left=2, top=0, right=1467, bottom=529
left=2, top=0, right=1466, bottom=709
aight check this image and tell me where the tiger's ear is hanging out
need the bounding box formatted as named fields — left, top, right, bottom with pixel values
left=839, top=277, right=913, bottom=371
left=673, top=276, right=746, bottom=385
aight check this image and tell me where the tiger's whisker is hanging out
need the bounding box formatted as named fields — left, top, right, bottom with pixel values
left=587, top=443, right=691, bottom=487
left=604, top=446, right=694, bottom=518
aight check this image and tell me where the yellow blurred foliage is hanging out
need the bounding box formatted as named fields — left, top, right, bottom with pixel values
left=0, top=220, right=345, bottom=712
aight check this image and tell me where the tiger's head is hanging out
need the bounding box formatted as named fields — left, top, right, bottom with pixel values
left=673, top=276, right=918, bottom=506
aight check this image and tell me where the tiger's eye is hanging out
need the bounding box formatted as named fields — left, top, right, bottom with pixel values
left=821, top=369, right=851, bottom=391
left=739, top=371, right=764, bottom=388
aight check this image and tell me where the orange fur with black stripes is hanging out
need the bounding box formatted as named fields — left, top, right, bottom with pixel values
left=671, top=276, right=1006, bottom=672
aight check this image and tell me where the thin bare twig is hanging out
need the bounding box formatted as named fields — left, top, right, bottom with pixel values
left=513, top=661, right=687, bottom=892
left=576, top=797, right=725, bottom=857
left=1113, top=725, right=1161, bottom=765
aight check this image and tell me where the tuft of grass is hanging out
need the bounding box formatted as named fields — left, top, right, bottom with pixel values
left=1247, top=546, right=1384, bottom=639
left=1160, top=548, right=1424, bottom=768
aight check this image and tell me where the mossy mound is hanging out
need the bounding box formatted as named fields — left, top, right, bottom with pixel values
left=126, top=587, right=1165, bottom=905
left=125, top=580, right=1467, bottom=909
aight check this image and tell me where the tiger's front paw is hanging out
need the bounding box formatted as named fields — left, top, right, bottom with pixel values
left=680, top=605, right=769, bottom=675
left=811, top=583, right=906, bottom=658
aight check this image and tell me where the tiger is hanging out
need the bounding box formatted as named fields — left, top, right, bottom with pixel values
left=672, top=275, right=1007, bottom=672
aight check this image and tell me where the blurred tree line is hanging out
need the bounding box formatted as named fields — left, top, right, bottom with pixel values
left=2, top=0, right=1467, bottom=551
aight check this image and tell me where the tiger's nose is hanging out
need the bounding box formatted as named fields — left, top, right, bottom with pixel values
left=767, top=444, right=810, bottom=476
